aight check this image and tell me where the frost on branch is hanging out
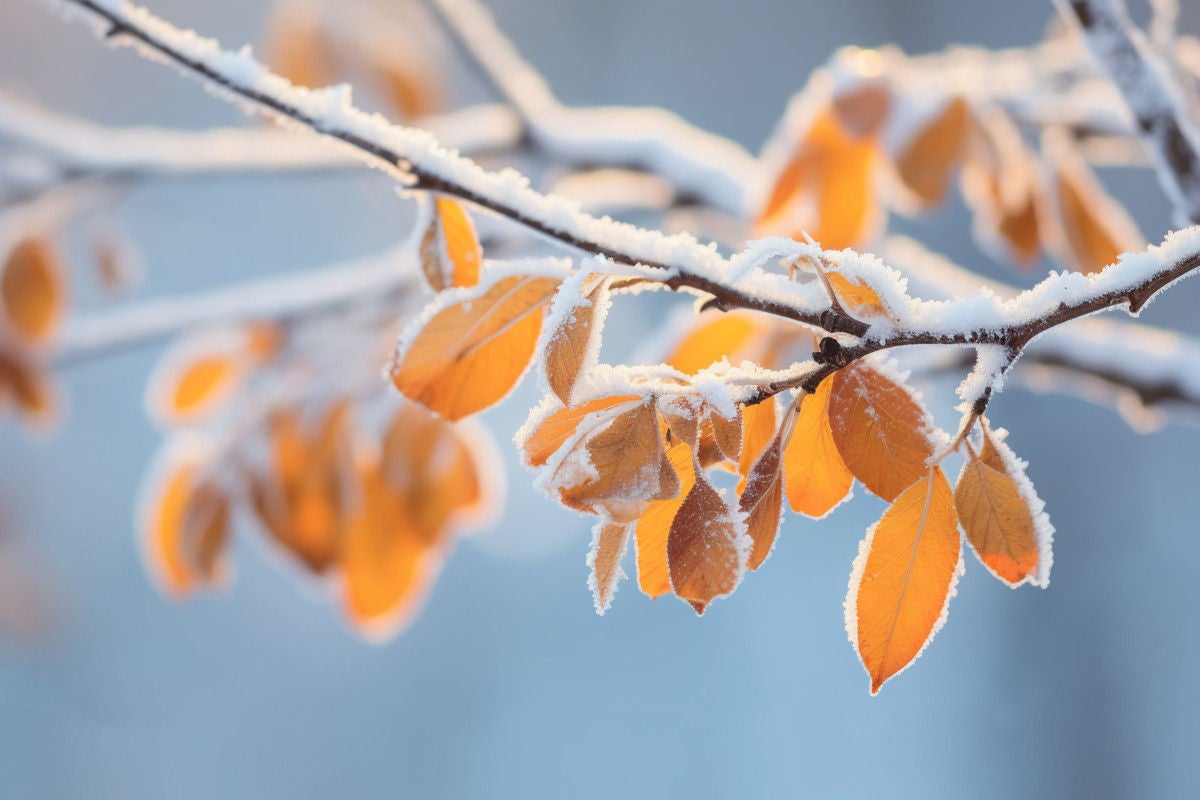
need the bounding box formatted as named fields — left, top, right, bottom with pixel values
left=19, top=0, right=1200, bottom=692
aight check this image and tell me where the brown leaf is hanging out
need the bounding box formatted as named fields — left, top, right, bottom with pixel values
left=2, top=238, right=65, bottom=343
left=709, top=406, right=743, bottom=461
left=668, top=463, right=745, bottom=613
left=832, top=82, right=892, bottom=138
left=848, top=467, right=961, bottom=694
left=392, top=275, right=559, bottom=420
left=737, top=396, right=778, bottom=493
left=828, top=363, right=933, bottom=502
left=588, top=518, right=632, bottom=614
left=557, top=401, right=678, bottom=521
left=0, top=350, right=55, bottom=425
left=738, top=436, right=783, bottom=570
left=544, top=277, right=609, bottom=406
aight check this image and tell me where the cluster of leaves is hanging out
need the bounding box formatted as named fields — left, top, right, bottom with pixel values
left=759, top=48, right=1144, bottom=273
left=140, top=314, right=495, bottom=638
left=392, top=207, right=1053, bottom=690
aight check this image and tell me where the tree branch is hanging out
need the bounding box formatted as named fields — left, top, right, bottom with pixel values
left=1055, top=0, right=1200, bottom=223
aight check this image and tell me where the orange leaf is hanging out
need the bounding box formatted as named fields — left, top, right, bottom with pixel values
left=147, top=328, right=270, bottom=426
left=828, top=363, right=933, bottom=502
left=758, top=108, right=881, bottom=249
left=668, top=460, right=746, bottom=613
left=375, top=59, right=439, bottom=120
left=420, top=197, right=482, bottom=291
left=341, top=460, right=441, bottom=640
left=738, top=436, right=783, bottom=570
left=264, top=8, right=338, bottom=88
left=737, top=396, right=778, bottom=493
left=2, top=238, right=65, bottom=343
left=142, top=457, right=231, bottom=596
left=955, top=440, right=1038, bottom=586
left=832, top=82, right=892, bottom=138
left=543, top=277, right=609, bottom=406
left=848, top=467, right=961, bottom=694
left=784, top=380, right=854, bottom=518
left=665, top=310, right=762, bottom=374
left=392, top=274, right=559, bottom=420
left=894, top=96, right=970, bottom=207
left=588, top=518, right=632, bottom=614
left=519, top=395, right=638, bottom=468
left=826, top=271, right=887, bottom=317
left=634, top=441, right=694, bottom=599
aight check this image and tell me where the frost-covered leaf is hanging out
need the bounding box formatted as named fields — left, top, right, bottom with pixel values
left=392, top=275, right=559, bottom=420
left=557, top=400, right=677, bottom=521
left=847, top=467, right=961, bottom=694
left=263, top=6, right=337, bottom=88
left=960, top=110, right=1043, bottom=267
left=375, top=58, right=440, bottom=120
left=709, top=405, right=743, bottom=461
left=893, top=96, right=970, bottom=207
left=519, top=395, right=638, bottom=468
left=588, top=518, right=632, bottom=614
left=738, top=436, right=783, bottom=570
left=829, top=363, right=934, bottom=502
left=832, top=82, right=892, bottom=138
left=2, top=238, right=65, bottom=343
left=420, top=197, right=482, bottom=292
left=784, top=380, right=853, bottom=518
left=955, top=439, right=1038, bottom=587
left=668, top=460, right=746, bottom=614
left=543, top=276, right=609, bottom=406
left=737, top=396, right=778, bottom=493
left=826, top=271, right=888, bottom=317
left=634, top=441, right=693, bottom=599
left=147, top=327, right=264, bottom=427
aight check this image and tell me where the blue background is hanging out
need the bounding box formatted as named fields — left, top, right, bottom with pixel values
left=2, top=0, right=1199, bottom=797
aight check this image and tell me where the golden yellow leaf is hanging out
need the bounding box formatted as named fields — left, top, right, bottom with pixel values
left=421, top=197, right=482, bottom=291
left=738, top=436, right=783, bottom=570
left=784, top=380, right=854, bottom=518
left=520, top=395, right=639, bottom=468
left=1054, top=163, right=1141, bottom=275
left=2, top=238, right=65, bottom=343
left=634, top=441, right=694, bottom=599
left=758, top=108, right=881, bottom=249
left=828, top=363, right=933, bottom=502
left=848, top=467, right=960, bottom=694
left=143, top=461, right=230, bottom=596
left=544, top=278, right=608, bottom=406
left=668, top=462, right=745, bottom=614
left=665, top=311, right=762, bottom=374
left=341, top=459, right=440, bottom=639
left=826, top=271, right=887, bottom=317
left=392, top=275, right=559, bottom=420
left=588, top=518, right=632, bottom=614
left=895, top=96, right=970, bottom=207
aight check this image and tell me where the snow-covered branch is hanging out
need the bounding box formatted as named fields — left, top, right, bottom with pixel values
left=54, top=248, right=418, bottom=364
left=1055, top=0, right=1200, bottom=223
left=44, top=0, right=1200, bottom=421
left=423, top=0, right=761, bottom=217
